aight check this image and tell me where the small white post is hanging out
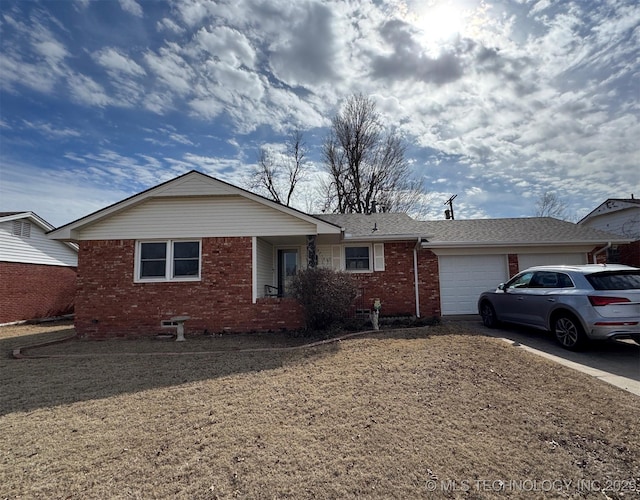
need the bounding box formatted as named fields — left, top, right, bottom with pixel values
left=171, top=316, right=190, bottom=342
left=176, top=322, right=185, bottom=342
left=371, top=299, right=381, bottom=330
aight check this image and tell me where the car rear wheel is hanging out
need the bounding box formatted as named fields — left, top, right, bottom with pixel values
left=480, top=301, right=498, bottom=328
left=553, top=313, right=586, bottom=350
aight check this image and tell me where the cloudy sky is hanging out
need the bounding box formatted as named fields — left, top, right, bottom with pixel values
left=1, top=0, right=638, bottom=227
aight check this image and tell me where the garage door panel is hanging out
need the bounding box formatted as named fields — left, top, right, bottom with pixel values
left=439, top=255, right=508, bottom=315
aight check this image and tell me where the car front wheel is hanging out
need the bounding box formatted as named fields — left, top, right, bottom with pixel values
left=553, top=314, right=586, bottom=350
left=480, top=301, right=498, bottom=328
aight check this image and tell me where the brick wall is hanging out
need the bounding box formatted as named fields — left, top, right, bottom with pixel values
left=75, top=238, right=304, bottom=338
left=0, top=262, right=76, bottom=323
left=619, top=241, right=640, bottom=267
left=507, top=254, right=519, bottom=277
left=350, top=242, right=441, bottom=318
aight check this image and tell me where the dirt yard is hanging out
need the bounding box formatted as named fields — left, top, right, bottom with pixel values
left=1, top=321, right=638, bottom=499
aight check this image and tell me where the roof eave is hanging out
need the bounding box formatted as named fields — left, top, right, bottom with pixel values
left=344, top=233, right=432, bottom=242
left=422, top=238, right=633, bottom=249
left=1, top=211, right=55, bottom=232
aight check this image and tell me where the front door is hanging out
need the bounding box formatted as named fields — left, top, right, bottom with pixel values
left=278, top=249, right=299, bottom=296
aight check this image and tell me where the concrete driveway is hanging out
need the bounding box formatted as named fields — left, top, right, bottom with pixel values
left=451, top=316, right=640, bottom=396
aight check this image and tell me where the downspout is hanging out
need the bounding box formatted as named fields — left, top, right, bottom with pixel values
left=413, top=238, right=421, bottom=318
left=592, top=242, right=611, bottom=264
left=252, top=237, right=258, bottom=303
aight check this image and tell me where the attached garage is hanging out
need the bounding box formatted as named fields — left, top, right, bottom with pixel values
left=517, top=253, right=586, bottom=270
left=438, top=255, right=509, bottom=315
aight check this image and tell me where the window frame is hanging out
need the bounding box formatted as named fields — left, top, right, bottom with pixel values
left=344, top=244, right=372, bottom=273
left=135, top=239, right=202, bottom=283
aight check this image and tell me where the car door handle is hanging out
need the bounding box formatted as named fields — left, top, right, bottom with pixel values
left=547, top=298, right=556, bottom=302
left=517, top=297, right=524, bottom=301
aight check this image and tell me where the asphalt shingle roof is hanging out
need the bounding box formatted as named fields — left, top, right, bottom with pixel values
left=314, top=213, right=428, bottom=238
left=314, top=213, right=628, bottom=245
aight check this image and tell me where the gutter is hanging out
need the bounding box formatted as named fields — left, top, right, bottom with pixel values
left=413, top=238, right=421, bottom=318
left=421, top=240, right=631, bottom=249
left=592, top=242, right=612, bottom=264
left=343, top=233, right=433, bottom=242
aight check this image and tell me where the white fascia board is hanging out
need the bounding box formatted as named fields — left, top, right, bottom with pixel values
left=423, top=238, right=632, bottom=248
left=344, top=233, right=432, bottom=242
left=1, top=212, right=54, bottom=232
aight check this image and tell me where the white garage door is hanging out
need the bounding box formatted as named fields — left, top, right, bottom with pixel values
left=439, top=255, right=508, bottom=315
left=518, top=253, right=585, bottom=270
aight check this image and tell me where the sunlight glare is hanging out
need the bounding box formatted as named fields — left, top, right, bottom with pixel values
left=416, top=3, right=464, bottom=46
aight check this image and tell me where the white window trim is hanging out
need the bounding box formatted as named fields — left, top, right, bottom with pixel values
left=134, top=239, right=202, bottom=283
left=344, top=244, right=373, bottom=273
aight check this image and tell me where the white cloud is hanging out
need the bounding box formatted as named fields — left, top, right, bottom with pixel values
left=195, top=26, right=256, bottom=68
left=157, top=17, right=184, bottom=34
left=94, top=48, right=145, bottom=76
left=119, top=0, right=143, bottom=17
left=22, top=120, right=82, bottom=139
left=0, top=160, right=130, bottom=227
left=144, top=44, right=194, bottom=96
left=67, top=73, right=110, bottom=107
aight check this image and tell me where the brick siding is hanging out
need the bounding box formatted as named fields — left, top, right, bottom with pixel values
left=618, top=241, right=640, bottom=267
left=75, top=238, right=304, bottom=338
left=507, top=254, right=519, bottom=277
left=350, top=242, right=441, bottom=318
left=0, top=262, right=76, bottom=323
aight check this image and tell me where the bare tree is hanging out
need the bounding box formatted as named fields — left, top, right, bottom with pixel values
left=249, top=130, right=307, bottom=206
left=535, top=191, right=569, bottom=220
left=321, top=93, right=423, bottom=214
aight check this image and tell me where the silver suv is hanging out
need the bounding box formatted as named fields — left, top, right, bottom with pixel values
left=478, top=264, right=640, bottom=350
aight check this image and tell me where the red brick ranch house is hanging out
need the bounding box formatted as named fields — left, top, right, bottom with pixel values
left=47, top=171, right=629, bottom=339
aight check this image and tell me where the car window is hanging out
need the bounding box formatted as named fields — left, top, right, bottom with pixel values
left=508, top=272, right=534, bottom=288
left=529, top=272, right=557, bottom=288
left=556, top=273, right=574, bottom=288
left=586, top=270, right=640, bottom=290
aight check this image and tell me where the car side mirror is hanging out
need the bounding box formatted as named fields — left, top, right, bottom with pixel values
left=498, top=283, right=506, bottom=291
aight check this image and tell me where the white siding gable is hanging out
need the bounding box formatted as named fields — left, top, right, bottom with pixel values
left=0, top=220, right=77, bottom=266
left=78, top=196, right=318, bottom=240
left=581, top=207, right=640, bottom=239
left=154, top=174, right=237, bottom=197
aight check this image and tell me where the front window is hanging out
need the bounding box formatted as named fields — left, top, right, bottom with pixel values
left=137, top=240, right=201, bottom=282
left=173, top=241, right=200, bottom=277
left=345, top=246, right=370, bottom=271
left=140, top=242, right=167, bottom=278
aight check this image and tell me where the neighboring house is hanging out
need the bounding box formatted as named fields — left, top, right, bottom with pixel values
left=0, top=212, right=78, bottom=324
left=578, top=197, right=640, bottom=267
left=47, top=171, right=629, bottom=338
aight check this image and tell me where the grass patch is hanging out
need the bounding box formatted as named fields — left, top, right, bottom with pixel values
left=1, top=321, right=638, bottom=498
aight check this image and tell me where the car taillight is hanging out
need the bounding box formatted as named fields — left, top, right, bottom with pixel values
left=588, top=296, right=631, bottom=306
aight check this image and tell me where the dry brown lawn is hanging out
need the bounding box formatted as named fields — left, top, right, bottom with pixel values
left=1, top=321, right=639, bottom=499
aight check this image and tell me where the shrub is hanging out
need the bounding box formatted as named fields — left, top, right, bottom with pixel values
left=290, top=267, right=358, bottom=331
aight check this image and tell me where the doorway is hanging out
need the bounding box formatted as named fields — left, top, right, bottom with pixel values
left=277, top=249, right=299, bottom=296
